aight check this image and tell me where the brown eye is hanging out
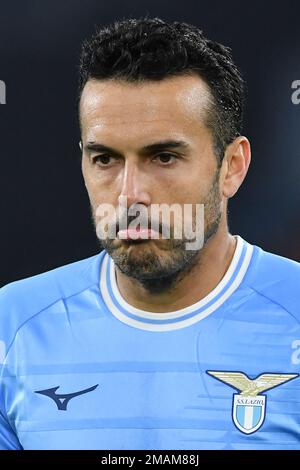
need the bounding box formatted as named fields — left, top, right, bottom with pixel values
left=154, top=153, right=177, bottom=164
left=94, top=155, right=112, bottom=165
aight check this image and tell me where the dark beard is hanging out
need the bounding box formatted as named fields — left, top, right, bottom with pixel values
left=103, top=238, right=200, bottom=294
left=95, top=168, right=222, bottom=295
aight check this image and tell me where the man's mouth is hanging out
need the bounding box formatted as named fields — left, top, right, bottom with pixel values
left=117, top=228, right=160, bottom=240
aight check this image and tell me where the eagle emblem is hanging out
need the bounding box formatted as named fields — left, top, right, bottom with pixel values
left=207, top=371, right=298, bottom=434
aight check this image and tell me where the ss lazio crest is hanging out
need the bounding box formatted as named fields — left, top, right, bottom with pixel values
left=207, top=371, right=299, bottom=435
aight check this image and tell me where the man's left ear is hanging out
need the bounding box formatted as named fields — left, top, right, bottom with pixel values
left=221, top=136, right=251, bottom=199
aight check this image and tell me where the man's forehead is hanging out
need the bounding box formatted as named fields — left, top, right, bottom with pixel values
left=79, top=74, right=212, bottom=125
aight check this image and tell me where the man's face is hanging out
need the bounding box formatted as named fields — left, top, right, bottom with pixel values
left=80, top=74, right=223, bottom=290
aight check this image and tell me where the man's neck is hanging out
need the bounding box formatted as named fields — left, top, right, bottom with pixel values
left=114, top=229, right=237, bottom=313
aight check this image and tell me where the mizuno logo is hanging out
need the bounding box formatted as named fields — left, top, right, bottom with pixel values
left=35, top=384, right=99, bottom=411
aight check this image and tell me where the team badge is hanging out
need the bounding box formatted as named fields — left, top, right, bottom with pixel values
left=207, top=371, right=298, bottom=434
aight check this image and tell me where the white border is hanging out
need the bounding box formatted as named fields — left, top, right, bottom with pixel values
left=100, top=235, right=254, bottom=332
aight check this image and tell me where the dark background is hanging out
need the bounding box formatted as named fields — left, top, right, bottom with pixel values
left=0, top=0, right=299, bottom=286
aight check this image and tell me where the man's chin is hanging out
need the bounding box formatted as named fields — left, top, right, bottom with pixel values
left=99, top=236, right=201, bottom=287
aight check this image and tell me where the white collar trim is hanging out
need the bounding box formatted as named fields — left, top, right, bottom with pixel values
left=99, top=235, right=253, bottom=332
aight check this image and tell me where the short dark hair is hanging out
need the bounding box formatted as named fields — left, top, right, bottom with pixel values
left=79, top=16, right=245, bottom=164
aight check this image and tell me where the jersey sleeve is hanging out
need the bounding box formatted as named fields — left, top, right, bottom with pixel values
left=0, top=361, right=22, bottom=449
left=0, top=285, right=22, bottom=450
left=0, top=409, right=22, bottom=450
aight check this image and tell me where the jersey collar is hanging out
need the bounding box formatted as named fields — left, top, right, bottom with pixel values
left=99, top=235, right=254, bottom=332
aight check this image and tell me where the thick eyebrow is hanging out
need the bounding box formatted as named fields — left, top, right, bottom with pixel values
left=84, top=140, right=190, bottom=156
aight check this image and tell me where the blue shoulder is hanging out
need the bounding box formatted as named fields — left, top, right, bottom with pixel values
left=0, top=252, right=103, bottom=359
left=245, top=244, right=300, bottom=319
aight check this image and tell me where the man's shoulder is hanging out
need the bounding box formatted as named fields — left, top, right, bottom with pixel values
left=245, top=241, right=300, bottom=317
left=0, top=252, right=104, bottom=353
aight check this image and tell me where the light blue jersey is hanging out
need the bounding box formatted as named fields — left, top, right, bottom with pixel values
left=0, top=234, right=300, bottom=450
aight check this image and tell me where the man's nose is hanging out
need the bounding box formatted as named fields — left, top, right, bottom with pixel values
left=118, top=160, right=151, bottom=208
